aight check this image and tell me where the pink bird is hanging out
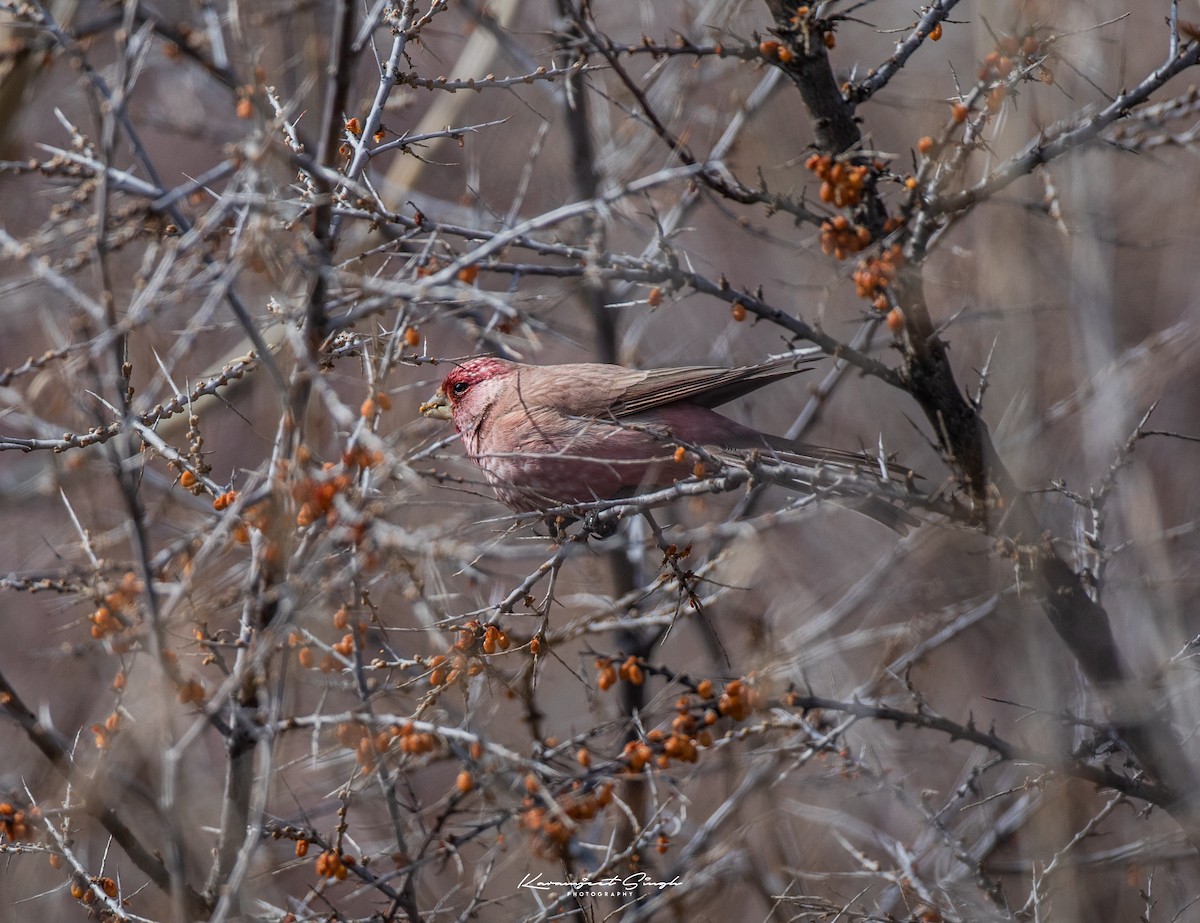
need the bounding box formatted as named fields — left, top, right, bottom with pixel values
left=419, top=356, right=913, bottom=527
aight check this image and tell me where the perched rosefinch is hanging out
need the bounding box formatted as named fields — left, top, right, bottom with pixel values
left=419, top=356, right=914, bottom=528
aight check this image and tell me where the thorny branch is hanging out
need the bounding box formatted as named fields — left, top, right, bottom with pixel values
left=0, top=1, right=1199, bottom=921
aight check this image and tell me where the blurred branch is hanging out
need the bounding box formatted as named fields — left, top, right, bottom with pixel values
left=0, top=668, right=211, bottom=919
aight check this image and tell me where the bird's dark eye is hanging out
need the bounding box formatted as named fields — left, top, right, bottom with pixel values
left=451, top=381, right=470, bottom=396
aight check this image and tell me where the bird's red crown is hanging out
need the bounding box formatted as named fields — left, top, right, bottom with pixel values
left=441, top=357, right=513, bottom=403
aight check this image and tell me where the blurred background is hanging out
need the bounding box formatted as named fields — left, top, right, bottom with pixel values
left=0, top=0, right=1198, bottom=920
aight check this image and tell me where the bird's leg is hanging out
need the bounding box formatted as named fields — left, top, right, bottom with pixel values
left=544, top=513, right=577, bottom=541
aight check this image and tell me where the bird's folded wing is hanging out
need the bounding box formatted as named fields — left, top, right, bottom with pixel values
left=609, top=356, right=817, bottom=416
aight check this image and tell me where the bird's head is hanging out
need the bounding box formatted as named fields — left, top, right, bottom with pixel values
left=419, top=357, right=517, bottom=431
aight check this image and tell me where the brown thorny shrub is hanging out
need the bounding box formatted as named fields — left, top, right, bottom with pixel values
left=0, top=1, right=1199, bottom=921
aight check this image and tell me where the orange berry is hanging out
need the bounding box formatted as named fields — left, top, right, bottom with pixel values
left=179, top=470, right=197, bottom=488
left=296, top=839, right=309, bottom=857
left=823, top=31, right=836, bottom=49
left=455, top=770, right=474, bottom=793
left=917, top=136, right=934, bottom=155
left=360, top=397, right=376, bottom=418
left=758, top=39, right=781, bottom=59
left=885, top=307, right=906, bottom=333
left=236, top=97, right=253, bottom=119
left=457, top=264, right=478, bottom=284
left=929, top=22, right=943, bottom=41
left=345, top=117, right=361, bottom=136
left=646, top=286, right=663, bottom=307
left=951, top=103, right=968, bottom=123
left=673, top=446, right=686, bottom=463
left=731, top=301, right=746, bottom=322
left=403, top=326, right=420, bottom=347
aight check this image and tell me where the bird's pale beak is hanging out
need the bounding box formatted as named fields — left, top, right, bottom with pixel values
left=419, top=387, right=452, bottom=421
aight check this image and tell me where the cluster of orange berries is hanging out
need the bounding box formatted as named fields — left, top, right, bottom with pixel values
left=788, top=20, right=838, bottom=51
left=396, top=722, right=440, bottom=756
left=757, top=39, right=795, bottom=65
left=853, top=244, right=905, bottom=304
left=291, top=445, right=384, bottom=528
left=521, top=778, right=614, bottom=858
left=290, top=604, right=375, bottom=674
left=339, top=116, right=386, bottom=157
left=90, top=712, right=121, bottom=750
left=820, top=215, right=872, bottom=260
left=977, top=34, right=1048, bottom=111
left=359, top=391, right=393, bottom=419
left=625, top=703, right=714, bottom=772
left=595, top=655, right=644, bottom=691
left=594, top=673, right=762, bottom=771
left=715, top=678, right=760, bottom=722
left=292, top=470, right=350, bottom=529
left=177, top=678, right=206, bottom=705
left=335, top=721, right=395, bottom=772
left=229, top=498, right=268, bottom=545
left=332, top=719, right=445, bottom=769
left=88, top=606, right=125, bottom=641
left=979, top=34, right=1041, bottom=84
left=0, top=802, right=33, bottom=841
left=87, top=572, right=142, bottom=642
left=428, top=620, right=511, bottom=687
left=69, top=876, right=119, bottom=904
left=806, top=154, right=873, bottom=208
left=314, top=849, right=357, bottom=880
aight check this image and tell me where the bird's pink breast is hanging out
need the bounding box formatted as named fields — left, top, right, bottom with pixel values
left=464, top=403, right=769, bottom=511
